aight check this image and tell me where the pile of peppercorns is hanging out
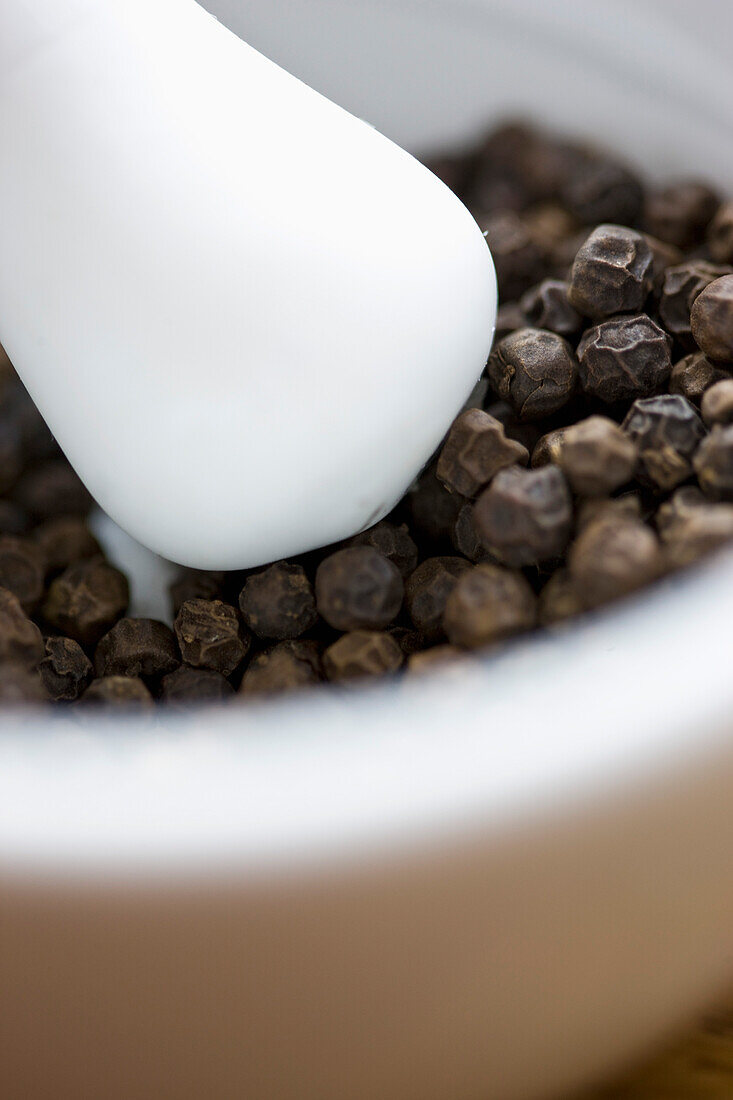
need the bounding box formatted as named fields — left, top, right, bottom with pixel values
left=1, top=119, right=733, bottom=707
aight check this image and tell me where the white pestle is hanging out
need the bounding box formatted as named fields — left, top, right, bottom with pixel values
left=0, top=0, right=496, bottom=569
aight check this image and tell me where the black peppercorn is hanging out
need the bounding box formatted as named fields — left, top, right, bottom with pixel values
left=43, top=556, right=129, bottom=647
left=32, top=516, right=101, bottom=576
left=701, top=380, right=733, bottom=427
left=690, top=275, right=733, bottom=363
left=436, top=409, right=529, bottom=497
left=488, top=328, right=578, bottom=420
left=621, top=395, right=705, bottom=490
left=12, top=458, right=94, bottom=520
left=473, top=465, right=573, bottom=566
left=558, top=416, right=638, bottom=496
left=39, top=636, right=93, bottom=702
left=170, top=569, right=227, bottom=617
left=707, top=202, right=733, bottom=264
left=568, top=517, right=662, bottom=609
left=239, top=640, right=322, bottom=696
left=443, top=562, right=536, bottom=648
left=315, top=547, right=403, bottom=631
left=0, top=586, right=44, bottom=668
left=0, top=501, right=28, bottom=537
left=323, top=631, right=404, bottom=682
left=644, top=182, right=719, bottom=249
left=538, top=568, right=586, bottom=626
left=659, top=261, right=732, bottom=350
left=693, top=425, right=733, bottom=501
left=348, top=521, right=419, bottom=579
left=520, top=279, right=583, bottom=336
left=576, top=494, right=642, bottom=533
left=160, top=665, right=235, bottom=704
left=0, top=535, right=45, bottom=613
left=239, top=561, right=317, bottom=640
left=95, top=618, right=180, bottom=683
left=669, top=352, right=727, bottom=406
left=657, top=489, right=733, bottom=569
left=405, top=556, right=472, bottom=640
left=531, top=427, right=569, bottom=469
left=560, top=153, right=643, bottom=226
left=406, top=465, right=464, bottom=545
left=83, top=676, right=153, bottom=706
left=577, top=314, right=672, bottom=404
left=480, top=211, right=547, bottom=300
left=568, top=224, right=653, bottom=319
left=451, top=502, right=493, bottom=563
left=174, top=598, right=249, bottom=676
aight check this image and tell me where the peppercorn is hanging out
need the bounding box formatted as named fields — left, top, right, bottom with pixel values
left=538, top=569, right=585, bottom=626
left=95, top=618, right=180, bottom=683
left=169, top=569, right=227, bottom=617
left=0, top=501, right=28, bottom=536
left=568, top=224, right=653, bottom=319
left=558, top=416, right=638, bottom=496
left=576, top=494, right=642, bottom=533
left=379, top=626, right=417, bottom=658
left=621, top=395, right=705, bottom=490
left=484, top=400, right=544, bottom=453
left=560, top=152, right=644, bottom=226
left=0, top=664, right=47, bottom=704
left=657, top=491, right=733, bottom=569
left=568, top=517, right=662, bottom=609
left=406, top=465, right=464, bottom=545
left=12, top=458, right=93, bottom=519
left=693, top=425, right=733, bottom=501
left=0, top=535, right=45, bottom=613
left=323, top=630, right=404, bottom=682
left=451, top=502, right=493, bottom=563
left=644, top=182, right=719, bottom=249
left=531, top=427, right=568, bottom=469
left=436, top=409, right=529, bottom=497
left=701, top=380, right=733, bottom=427
left=443, top=563, right=536, bottom=648
left=480, top=211, right=547, bottom=300
left=708, top=203, right=733, bottom=264
left=690, top=275, right=733, bottom=362
left=239, top=640, right=322, bottom=696
left=522, top=203, right=579, bottom=254
left=659, top=261, right=732, bottom=349
left=315, top=546, right=403, bottom=631
left=655, top=486, right=708, bottom=536
left=83, top=676, right=153, bottom=706
left=488, top=328, right=578, bottom=420
left=239, top=561, right=317, bottom=640
left=473, top=465, right=572, bottom=566
left=160, top=665, right=235, bottom=704
left=39, top=636, right=93, bottom=702
left=644, top=234, right=683, bottom=287
left=174, top=598, right=248, bottom=676
left=348, top=521, right=419, bottom=579
left=669, top=352, right=728, bottom=405
left=405, top=556, right=472, bottom=640
left=406, top=645, right=467, bottom=674
left=0, top=586, right=44, bottom=668
left=520, top=279, right=582, bottom=336
left=577, top=314, right=672, bottom=404
left=43, top=556, right=129, bottom=647
left=31, top=516, right=101, bottom=576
